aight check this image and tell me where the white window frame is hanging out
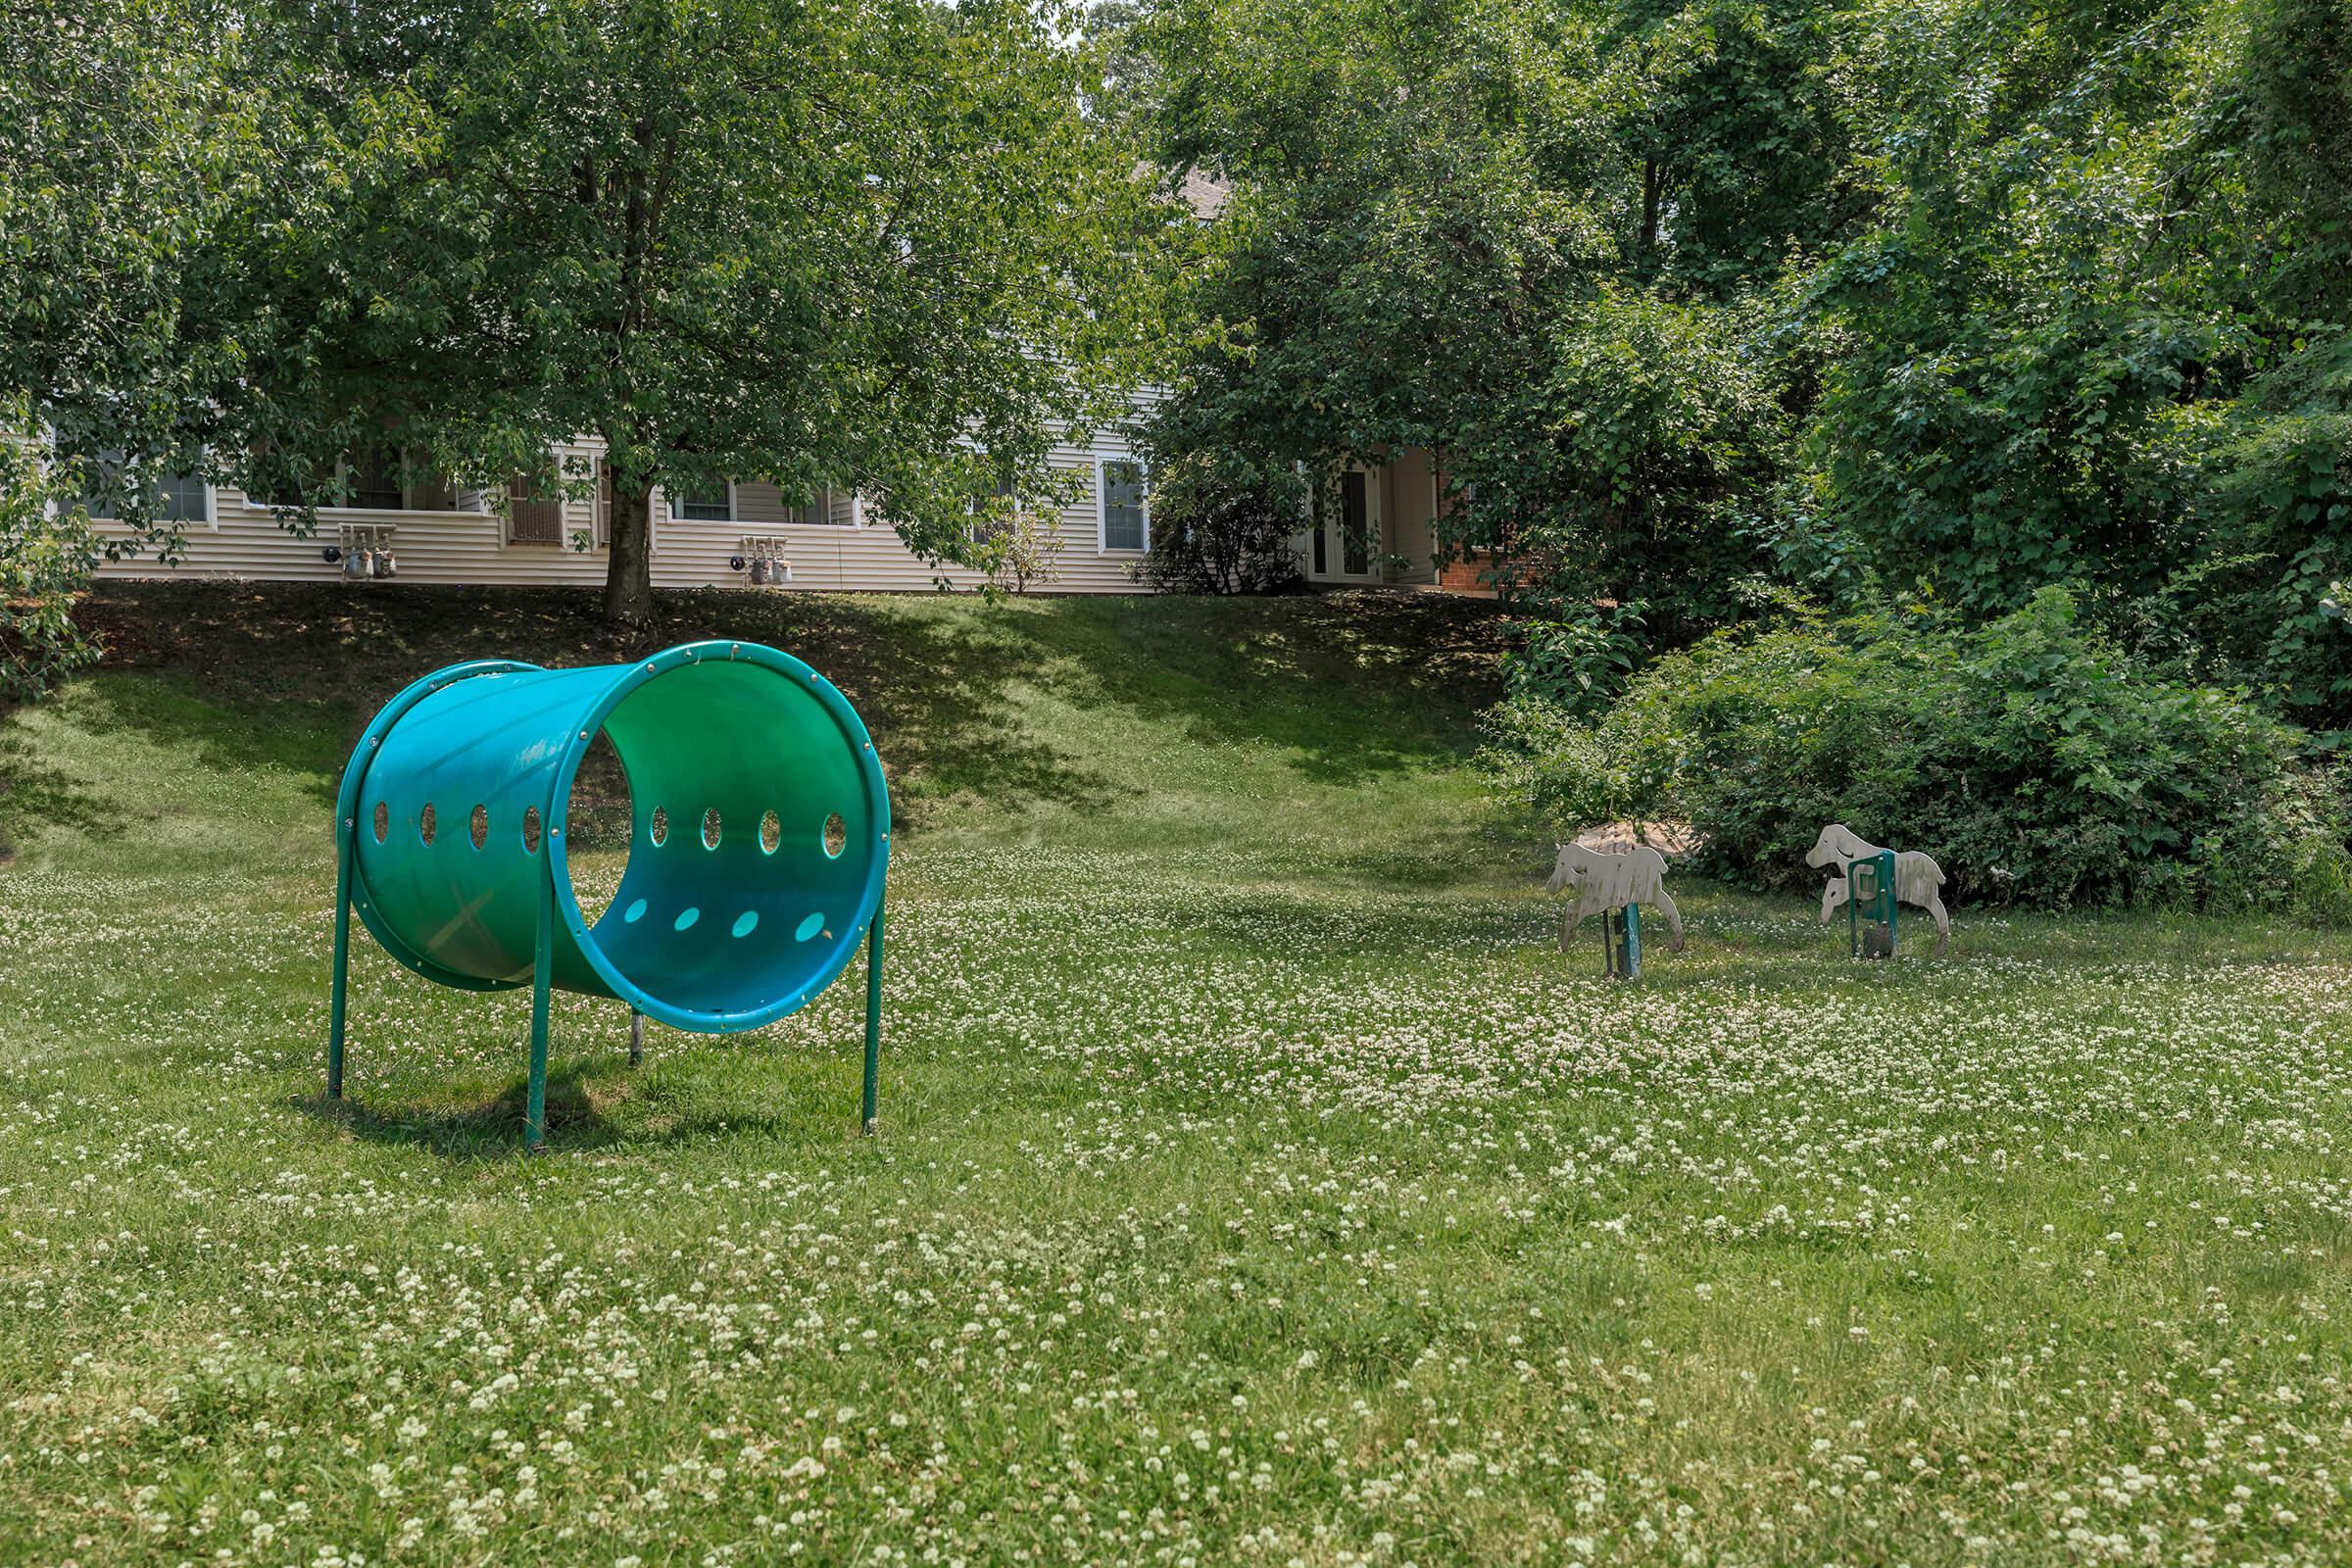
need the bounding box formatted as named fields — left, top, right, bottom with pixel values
left=238, top=453, right=489, bottom=517
left=780, top=485, right=858, bottom=529
left=1096, top=457, right=1149, bottom=555
left=669, top=477, right=738, bottom=524
left=57, top=444, right=220, bottom=533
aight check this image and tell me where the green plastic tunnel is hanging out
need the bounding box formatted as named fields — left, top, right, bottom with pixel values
left=334, top=640, right=890, bottom=1033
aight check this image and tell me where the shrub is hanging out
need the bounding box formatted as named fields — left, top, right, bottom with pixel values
left=1, top=435, right=102, bottom=704
left=1142, top=454, right=1304, bottom=595
left=1499, top=601, right=1649, bottom=717
left=1488, top=588, right=2348, bottom=910
left=977, top=510, right=1065, bottom=595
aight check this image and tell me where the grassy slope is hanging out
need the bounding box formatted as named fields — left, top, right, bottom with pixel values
left=2, top=583, right=2350, bottom=1566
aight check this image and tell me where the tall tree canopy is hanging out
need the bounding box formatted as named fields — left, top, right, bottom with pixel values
left=1116, top=0, right=2352, bottom=726
left=6, top=0, right=1175, bottom=625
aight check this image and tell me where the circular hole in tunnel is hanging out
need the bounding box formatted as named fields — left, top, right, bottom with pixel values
left=564, top=728, right=633, bottom=925
left=468, top=804, right=488, bottom=850
left=371, top=802, right=388, bottom=843
left=418, top=803, right=436, bottom=846
left=550, top=655, right=884, bottom=1023
left=521, top=806, right=543, bottom=855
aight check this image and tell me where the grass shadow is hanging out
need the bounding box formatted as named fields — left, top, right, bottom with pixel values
left=297, top=1055, right=858, bottom=1161
left=0, top=717, right=125, bottom=860
left=297, top=1067, right=616, bottom=1159
left=1004, top=590, right=1509, bottom=787
left=77, top=582, right=1124, bottom=828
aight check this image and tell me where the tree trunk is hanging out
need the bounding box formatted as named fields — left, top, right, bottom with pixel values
left=1641, top=157, right=1662, bottom=265
left=604, top=482, right=656, bottom=624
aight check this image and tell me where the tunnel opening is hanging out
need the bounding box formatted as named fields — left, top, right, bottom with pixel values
left=553, top=654, right=883, bottom=1026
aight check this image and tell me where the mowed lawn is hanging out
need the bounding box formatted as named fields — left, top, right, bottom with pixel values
left=3, top=585, right=2351, bottom=1567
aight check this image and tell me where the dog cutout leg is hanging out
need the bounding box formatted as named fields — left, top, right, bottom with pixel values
left=1651, top=889, right=1687, bottom=952
left=1924, top=894, right=1951, bottom=956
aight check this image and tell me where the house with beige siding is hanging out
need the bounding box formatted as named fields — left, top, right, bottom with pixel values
left=74, top=165, right=1494, bottom=598
left=84, top=429, right=1489, bottom=595
left=85, top=423, right=1167, bottom=596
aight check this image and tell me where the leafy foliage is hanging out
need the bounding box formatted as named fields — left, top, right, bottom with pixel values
left=1141, top=452, right=1305, bottom=594
left=0, top=433, right=100, bottom=704
left=1488, top=589, right=2345, bottom=911
left=1499, top=600, right=1650, bottom=715
left=1119, top=0, right=2352, bottom=732
left=6, top=0, right=1174, bottom=624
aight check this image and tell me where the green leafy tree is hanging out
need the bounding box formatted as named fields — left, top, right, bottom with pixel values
left=224, top=0, right=1173, bottom=622
left=1128, top=0, right=1847, bottom=627
left=7, top=0, right=1173, bottom=629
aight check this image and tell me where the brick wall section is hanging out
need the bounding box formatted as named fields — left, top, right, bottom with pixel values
left=1438, top=552, right=1501, bottom=594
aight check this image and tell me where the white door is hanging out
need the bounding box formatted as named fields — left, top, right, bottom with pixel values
left=1313, top=467, right=1382, bottom=581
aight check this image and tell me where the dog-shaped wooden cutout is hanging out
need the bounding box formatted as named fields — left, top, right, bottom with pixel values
left=1548, top=841, right=1687, bottom=954
left=1804, top=823, right=1951, bottom=956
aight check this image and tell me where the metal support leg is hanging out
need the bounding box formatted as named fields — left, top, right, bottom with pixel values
left=526, top=870, right=554, bottom=1152
left=327, top=826, right=355, bottom=1100
left=628, top=1008, right=644, bottom=1067
left=861, top=899, right=884, bottom=1136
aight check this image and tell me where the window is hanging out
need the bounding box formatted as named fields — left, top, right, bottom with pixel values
left=1099, top=460, right=1148, bottom=552
left=783, top=489, right=844, bottom=527
left=508, top=471, right=564, bottom=545
left=75, top=451, right=208, bottom=525
left=250, top=447, right=471, bottom=512
left=345, top=449, right=405, bottom=511
left=156, top=470, right=209, bottom=523
left=670, top=481, right=733, bottom=522
left=967, top=477, right=1016, bottom=542
left=1341, top=469, right=1371, bottom=574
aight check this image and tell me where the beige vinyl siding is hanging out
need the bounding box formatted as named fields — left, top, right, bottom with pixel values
left=96, top=426, right=1161, bottom=593
left=96, top=439, right=615, bottom=585
left=1382, top=447, right=1441, bottom=586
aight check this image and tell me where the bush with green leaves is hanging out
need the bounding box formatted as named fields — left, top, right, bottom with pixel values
left=1488, top=588, right=2347, bottom=913
left=1499, top=601, right=1649, bottom=716
left=1142, top=453, right=1304, bottom=595
left=0, top=434, right=101, bottom=704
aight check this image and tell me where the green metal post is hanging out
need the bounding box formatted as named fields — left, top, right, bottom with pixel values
left=861, top=898, right=884, bottom=1135
left=1886, top=860, right=1899, bottom=956
left=1848, top=852, right=1896, bottom=960
left=526, top=867, right=554, bottom=1152
left=327, top=821, right=355, bottom=1100
left=1622, top=900, right=1642, bottom=978
left=1847, top=861, right=1861, bottom=959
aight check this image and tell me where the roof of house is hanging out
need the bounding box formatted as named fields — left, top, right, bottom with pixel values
left=1171, top=168, right=1231, bottom=220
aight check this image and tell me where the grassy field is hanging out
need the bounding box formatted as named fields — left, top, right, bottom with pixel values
left=3, top=583, right=2350, bottom=1567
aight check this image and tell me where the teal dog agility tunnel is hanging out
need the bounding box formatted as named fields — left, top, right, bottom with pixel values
left=326, top=640, right=890, bottom=1149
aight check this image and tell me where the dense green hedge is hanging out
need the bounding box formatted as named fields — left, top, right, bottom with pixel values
left=1485, top=589, right=2350, bottom=915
